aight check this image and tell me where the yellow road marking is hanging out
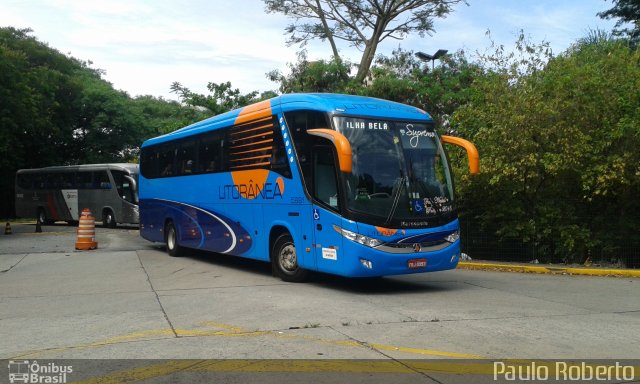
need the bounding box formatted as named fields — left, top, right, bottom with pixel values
left=15, top=321, right=482, bottom=362
left=369, top=343, right=483, bottom=359
left=458, top=261, right=640, bottom=277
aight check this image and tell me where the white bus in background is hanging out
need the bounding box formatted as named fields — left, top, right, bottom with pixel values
left=15, top=163, right=139, bottom=227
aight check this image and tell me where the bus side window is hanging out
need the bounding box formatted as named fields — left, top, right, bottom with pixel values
left=141, top=147, right=160, bottom=179
left=176, top=140, right=197, bottom=176
left=78, top=172, right=92, bottom=189
left=158, top=145, right=176, bottom=177
left=17, top=174, right=32, bottom=189
left=94, top=171, right=111, bottom=189
left=198, top=132, right=223, bottom=173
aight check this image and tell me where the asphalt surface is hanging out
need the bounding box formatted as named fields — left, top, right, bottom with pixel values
left=1, top=222, right=638, bottom=383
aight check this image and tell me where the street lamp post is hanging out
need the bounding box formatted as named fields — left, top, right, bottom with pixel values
left=415, top=49, right=448, bottom=70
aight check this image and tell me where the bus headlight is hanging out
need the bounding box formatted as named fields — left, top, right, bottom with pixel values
left=333, top=225, right=383, bottom=248
left=445, top=230, right=460, bottom=243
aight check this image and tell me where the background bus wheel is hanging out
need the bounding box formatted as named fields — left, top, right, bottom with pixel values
left=165, top=221, right=184, bottom=257
left=37, top=208, right=46, bottom=225
left=37, top=208, right=53, bottom=225
left=102, top=209, right=116, bottom=228
left=272, top=233, right=308, bottom=282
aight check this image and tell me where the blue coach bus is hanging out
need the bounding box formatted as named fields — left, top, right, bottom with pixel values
left=139, top=93, right=478, bottom=281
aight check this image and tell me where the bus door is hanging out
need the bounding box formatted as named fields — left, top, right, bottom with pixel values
left=112, top=170, right=138, bottom=223
left=310, top=146, right=344, bottom=273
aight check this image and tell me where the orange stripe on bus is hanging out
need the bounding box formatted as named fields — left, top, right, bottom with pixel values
left=230, top=131, right=273, bottom=144
left=230, top=123, right=273, bottom=136
left=229, top=154, right=271, bottom=162
left=234, top=100, right=272, bottom=125
left=230, top=162, right=271, bottom=170
left=233, top=115, right=271, bottom=128
left=230, top=146, right=273, bottom=156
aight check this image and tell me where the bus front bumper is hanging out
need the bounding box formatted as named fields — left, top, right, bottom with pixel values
left=336, top=239, right=460, bottom=278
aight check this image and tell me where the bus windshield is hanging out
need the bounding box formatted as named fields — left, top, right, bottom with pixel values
left=334, top=116, right=455, bottom=227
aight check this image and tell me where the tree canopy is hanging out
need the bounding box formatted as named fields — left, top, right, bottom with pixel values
left=598, top=0, right=640, bottom=45
left=263, top=0, right=465, bottom=83
left=452, top=32, right=640, bottom=266
left=0, top=27, right=200, bottom=217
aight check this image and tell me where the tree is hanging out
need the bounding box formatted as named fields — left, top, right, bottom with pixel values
left=598, top=0, right=640, bottom=45
left=452, top=32, right=640, bottom=266
left=131, top=95, right=203, bottom=136
left=361, top=47, right=481, bottom=128
left=170, top=81, right=263, bottom=116
left=266, top=51, right=352, bottom=93
left=0, top=27, right=201, bottom=217
left=263, top=0, right=466, bottom=83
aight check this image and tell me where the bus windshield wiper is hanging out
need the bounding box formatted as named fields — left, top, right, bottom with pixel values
left=385, top=176, right=407, bottom=225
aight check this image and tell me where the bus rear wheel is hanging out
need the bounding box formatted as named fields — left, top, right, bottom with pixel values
left=165, top=221, right=184, bottom=257
left=272, top=233, right=308, bottom=282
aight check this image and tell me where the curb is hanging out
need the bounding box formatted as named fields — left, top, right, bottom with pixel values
left=457, top=261, right=640, bottom=278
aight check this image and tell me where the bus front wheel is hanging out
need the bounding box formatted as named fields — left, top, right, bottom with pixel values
left=103, top=209, right=117, bottom=228
left=272, top=233, right=308, bottom=282
left=165, top=221, right=184, bottom=257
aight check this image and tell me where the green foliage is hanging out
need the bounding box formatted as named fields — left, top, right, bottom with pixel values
left=131, top=95, right=202, bottom=135
left=263, top=0, right=466, bottom=83
left=0, top=27, right=202, bottom=217
left=361, top=48, right=482, bottom=129
left=266, top=51, right=352, bottom=93
left=597, top=0, right=640, bottom=45
left=170, top=81, right=262, bottom=116
left=452, top=32, right=640, bottom=265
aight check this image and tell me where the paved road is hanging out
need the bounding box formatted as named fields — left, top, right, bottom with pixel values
left=1, top=223, right=638, bottom=382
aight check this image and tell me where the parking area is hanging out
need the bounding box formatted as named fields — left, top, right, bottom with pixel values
left=1, top=223, right=639, bottom=382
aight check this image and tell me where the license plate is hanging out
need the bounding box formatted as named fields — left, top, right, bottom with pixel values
left=408, top=259, right=427, bottom=269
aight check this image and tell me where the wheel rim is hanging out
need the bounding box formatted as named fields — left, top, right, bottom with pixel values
left=279, top=242, right=297, bottom=272
left=167, top=227, right=176, bottom=250
left=106, top=213, right=113, bottom=225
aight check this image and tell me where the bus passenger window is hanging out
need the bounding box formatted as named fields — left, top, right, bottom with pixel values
left=158, top=146, right=175, bottom=177
left=198, top=132, right=223, bottom=173
left=94, top=171, right=111, bottom=189
left=177, top=140, right=196, bottom=175
left=78, top=172, right=93, bottom=189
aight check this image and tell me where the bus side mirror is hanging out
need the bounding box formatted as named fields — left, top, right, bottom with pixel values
left=308, top=129, right=353, bottom=173
left=124, top=175, right=138, bottom=204
left=441, top=135, right=480, bottom=174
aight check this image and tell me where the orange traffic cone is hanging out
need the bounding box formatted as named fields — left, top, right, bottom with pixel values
left=75, top=208, right=98, bottom=250
left=4, top=222, right=11, bottom=235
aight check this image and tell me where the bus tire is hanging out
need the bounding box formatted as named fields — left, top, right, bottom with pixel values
left=165, top=221, right=184, bottom=257
left=37, top=208, right=46, bottom=225
left=271, top=233, right=308, bottom=282
left=102, top=209, right=117, bottom=228
left=37, top=208, right=53, bottom=225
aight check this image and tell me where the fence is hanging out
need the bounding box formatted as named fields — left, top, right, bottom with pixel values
left=459, top=218, right=640, bottom=269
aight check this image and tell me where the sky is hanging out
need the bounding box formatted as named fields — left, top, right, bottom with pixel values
left=1, top=0, right=619, bottom=101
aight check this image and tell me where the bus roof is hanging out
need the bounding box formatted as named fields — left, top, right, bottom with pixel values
left=17, top=163, right=139, bottom=174
left=142, top=93, right=432, bottom=148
